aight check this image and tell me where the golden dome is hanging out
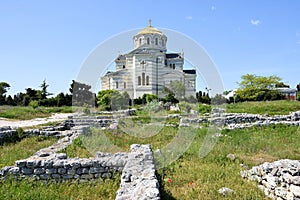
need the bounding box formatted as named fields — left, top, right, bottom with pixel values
left=137, top=20, right=163, bottom=35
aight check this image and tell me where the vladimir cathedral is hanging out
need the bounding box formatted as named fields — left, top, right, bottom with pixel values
left=101, top=21, right=196, bottom=99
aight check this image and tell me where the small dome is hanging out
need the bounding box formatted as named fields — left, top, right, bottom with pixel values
left=137, top=20, right=163, bottom=35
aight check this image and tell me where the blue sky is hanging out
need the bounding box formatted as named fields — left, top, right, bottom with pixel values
left=1, top=0, right=300, bottom=96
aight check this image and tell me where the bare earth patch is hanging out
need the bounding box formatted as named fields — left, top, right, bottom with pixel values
left=0, top=113, right=73, bottom=128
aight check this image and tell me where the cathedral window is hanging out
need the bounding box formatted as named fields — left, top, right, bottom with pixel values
left=138, top=76, right=141, bottom=85
left=155, top=38, right=158, bottom=45
left=124, top=82, right=126, bottom=88
left=147, top=38, right=150, bottom=45
left=142, top=73, right=145, bottom=85
left=146, top=76, right=149, bottom=85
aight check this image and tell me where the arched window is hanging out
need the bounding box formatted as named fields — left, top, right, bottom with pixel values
left=147, top=38, right=150, bottom=45
left=142, top=73, right=145, bottom=85
left=124, top=82, right=126, bottom=88
left=146, top=76, right=149, bottom=85
left=170, top=63, right=172, bottom=68
left=139, top=38, right=142, bottom=45
left=123, top=65, right=125, bottom=69
left=138, top=76, right=141, bottom=86
left=162, top=39, right=164, bottom=46
left=116, top=81, right=118, bottom=89
left=173, top=64, right=175, bottom=69
left=155, top=38, right=158, bottom=45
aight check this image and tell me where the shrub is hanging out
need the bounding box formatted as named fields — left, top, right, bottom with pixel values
left=29, top=100, right=39, bottom=109
left=144, top=100, right=162, bottom=113
left=178, top=101, right=192, bottom=113
left=198, top=103, right=211, bottom=114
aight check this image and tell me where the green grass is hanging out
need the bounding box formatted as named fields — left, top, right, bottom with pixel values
left=0, top=136, right=58, bottom=168
left=157, top=124, right=300, bottom=199
left=0, top=106, right=72, bottom=120
left=1, top=110, right=300, bottom=199
left=58, top=138, right=93, bottom=158
left=75, top=124, right=300, bottom=199
left=226, top=100, right=300, bottom=115
left=0, top=175, right=120, bottom=200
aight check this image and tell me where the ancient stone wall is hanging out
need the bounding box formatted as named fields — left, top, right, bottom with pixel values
left=0, top=113, right=160, bottom=199
left=179, top=110, right=300, bottom=129
left=241, top=159, right=300, bottom=200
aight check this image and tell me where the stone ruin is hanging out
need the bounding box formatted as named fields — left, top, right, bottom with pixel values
left=241, top=159, right=300, bottom=200
left=0, top=110, right=160, bottom=200
left=1, top=108, right=300, bottom=199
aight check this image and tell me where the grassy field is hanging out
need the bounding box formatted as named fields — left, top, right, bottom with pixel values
left=57, top=123, right=300, bottom=199
left=1, top=125, right=299, bottom=199
left=0, top=176, right=120, bottom=200
left=0, top=136, right=57, bottom=168
left=1, top=101, right=300, bottom=199
left=226, top=100, right=300, bottom=115
left=0, top=106, right=72, bottom=120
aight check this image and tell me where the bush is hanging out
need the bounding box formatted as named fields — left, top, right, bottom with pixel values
left=29, top=100, right=39, bottom=109
left=144, top=100, right=162, bottom=113
left=198, top=103, right=211, bottom=114
left=162, top=93, right=179, bottom=104
left=178, top=101, right=192, bottom=113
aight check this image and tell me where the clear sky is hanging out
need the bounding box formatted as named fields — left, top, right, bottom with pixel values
left=1, top=0, right=300, bottom=96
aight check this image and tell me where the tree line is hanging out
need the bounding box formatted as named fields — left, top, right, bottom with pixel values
left=0, top=80, right=94, bottom=107
left=1, top=74, right=298, bottom=108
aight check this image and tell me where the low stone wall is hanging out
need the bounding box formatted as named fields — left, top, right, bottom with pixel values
left=179, top=110, right=300, bottom=129
left=0, top=120, right=75, bottom=145
left=116, top=144, right=160, bottom=200
left=0, top=112, right=161, bottom=199
left=0, top=143, right=160, bottom=199
left=0, top=152, right=127, bottom=181
left=241, top=159, right=300, bottom=199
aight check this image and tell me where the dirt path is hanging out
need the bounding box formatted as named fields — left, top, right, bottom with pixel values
left=0, top=113, right=73, bottom=128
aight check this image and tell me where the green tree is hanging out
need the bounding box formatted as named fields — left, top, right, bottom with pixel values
left=163, top=93, right=179, bottom=104
left=196, top=90, right=211, bottom=104
left=0, top=82, right=10, bottom=105
left=97, top=90, right=130, bottom=111
left=236, top=74, right=284, bottom=101
left=5, top=95, right=15, bottom=106
left=141, top=94, right=158, bottom=104
left=40, top=79, right=52, bottom=99
left=275, top=82, right=290, bottom=88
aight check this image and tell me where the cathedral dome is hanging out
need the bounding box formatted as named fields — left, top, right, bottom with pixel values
left=137, top=26, right=163, bottom=35
left=137, top=20, right=163, bottom=35
left=133, top=20, right=167, bottom=50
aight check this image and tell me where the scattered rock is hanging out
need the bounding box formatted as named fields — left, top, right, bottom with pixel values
left=226, top=154, right=236, bottom=161
left=218, top=187, right=234, bottom=195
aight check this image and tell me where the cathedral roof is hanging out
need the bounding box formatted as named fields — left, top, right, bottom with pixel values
left=137, top=20, right=163, bottom=35
left=166, top=53, right=182, bottom=59
left=183, top=69, right=196, bottom=74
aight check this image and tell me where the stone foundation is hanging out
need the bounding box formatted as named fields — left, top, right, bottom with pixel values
left=241, top=159, right=300, bottom=199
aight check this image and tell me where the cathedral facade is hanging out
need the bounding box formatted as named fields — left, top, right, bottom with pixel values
left=101, top=21, right=196, bottom=99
